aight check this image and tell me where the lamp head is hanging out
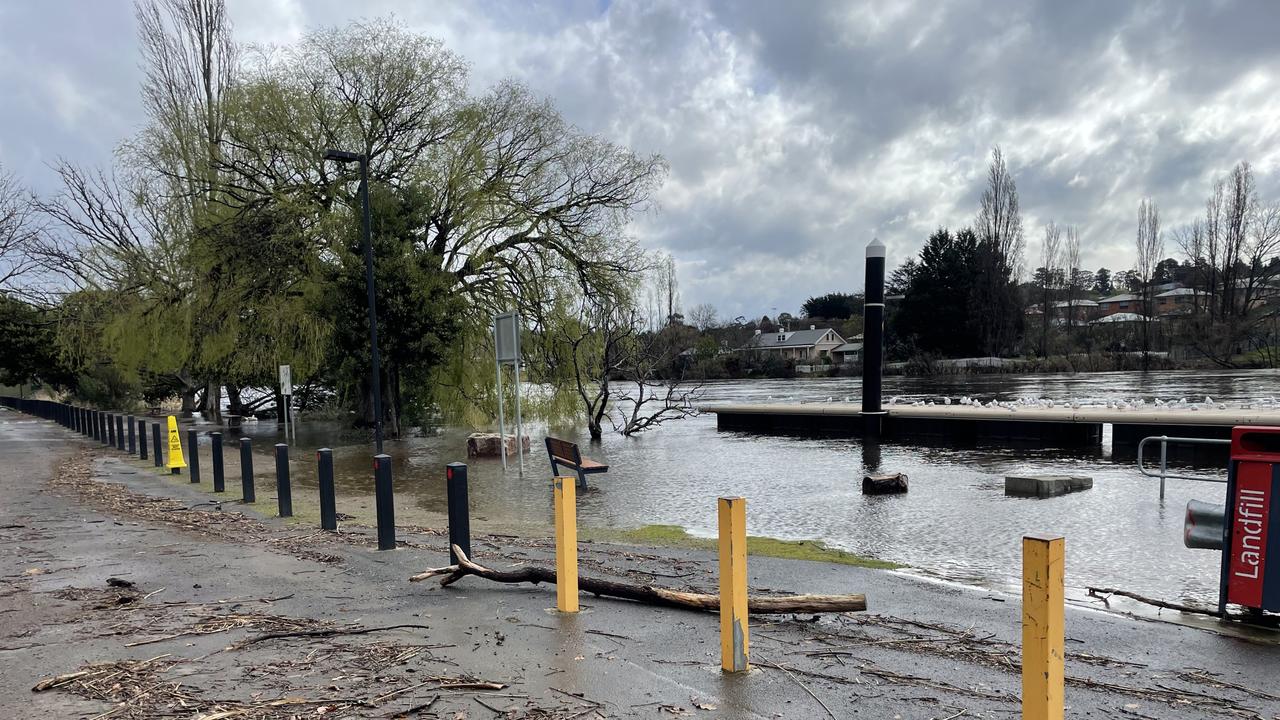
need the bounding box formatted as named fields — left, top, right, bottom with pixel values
left=322, top=149, right=361, bottom=163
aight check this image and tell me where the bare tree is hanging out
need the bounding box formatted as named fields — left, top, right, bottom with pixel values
left=1172, top=219, right=1206, bottom=314
left=130, top=0, right=236, bottom=204
left=1135, top=197, right=1163, bottom=369
left=975, top=146, right=1025, bottom=277
left=0, top=166, right=39, bottom=295
left=1038, top=222, right=1062, bottom=357
left=653, top=252, right=680, bottom=326
left=688, top=302, right=718, bottom=331
left=972, top=146, right=1025, bottom=355
left=1063, top=225, right=1081, bottom=336
left=612, top=373, right=701, bottom=436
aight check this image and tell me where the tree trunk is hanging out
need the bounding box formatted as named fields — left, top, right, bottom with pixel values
left=411, top=546, right=867, bottom=615
left=226, top=384, right=244, bottom=416
left=180, top=386, right=197, bottom=417
left=206, top=382, right=223, bottom=424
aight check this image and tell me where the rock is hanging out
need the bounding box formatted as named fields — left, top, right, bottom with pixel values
left=1005, top=474, right=1093, bottom=498
left=862, top=473, right=908, bottom=495
left=467, top=433, right=532, bottom=458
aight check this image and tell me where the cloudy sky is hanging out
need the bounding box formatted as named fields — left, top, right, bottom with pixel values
left=2, top=1, right=1279, bottom=319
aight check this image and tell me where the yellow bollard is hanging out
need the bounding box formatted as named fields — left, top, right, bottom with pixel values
left=1022, top=533, right=1065, bottom=720
left=718, top=496, right=749, bottom=672
left=553, top=476, right=578, bottom=613
left=165, top=415, right=187, bottom=473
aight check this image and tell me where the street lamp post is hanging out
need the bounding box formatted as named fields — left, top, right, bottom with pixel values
left=323, top=149, right=385, bottom=453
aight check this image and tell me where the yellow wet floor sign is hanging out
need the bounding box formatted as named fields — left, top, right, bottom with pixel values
left=166, top=415, right=187, bottom=469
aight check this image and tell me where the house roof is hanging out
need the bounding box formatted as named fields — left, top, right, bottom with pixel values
left=1099, top=293, right=1138, bottom=303
left=1090, top=312, right=1150, bottom=324
left=833, top=342, right=863, bottom=353
left=1051, top=299, right=1099, bottom=308
left=1156, top=287, right=1204, bottom=298
left=743, top=328, right=843, bottom=349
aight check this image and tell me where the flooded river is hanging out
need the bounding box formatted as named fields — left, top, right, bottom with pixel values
left=228, top=369, right=1280, bottom=605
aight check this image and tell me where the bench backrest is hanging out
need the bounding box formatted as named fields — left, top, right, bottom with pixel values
left=545, top=436, right=581, bottom=465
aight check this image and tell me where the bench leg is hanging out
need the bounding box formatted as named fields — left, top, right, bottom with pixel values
left=577, top=469, right=587, bottom=490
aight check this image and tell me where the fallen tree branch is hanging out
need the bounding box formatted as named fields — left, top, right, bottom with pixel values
left=1086, top=587, right=1221, bottom=617
left=233, top=623, right=433, bottom=648
left=410, top=545, right=866, bottom=614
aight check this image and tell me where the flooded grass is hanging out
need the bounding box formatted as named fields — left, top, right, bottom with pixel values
left=587, top=523, right=902, bottom=569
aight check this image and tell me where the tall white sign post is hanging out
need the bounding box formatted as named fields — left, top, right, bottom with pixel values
left=279, top=364, right=294, bottom=442
left=494, top=313, right=523, bottom=474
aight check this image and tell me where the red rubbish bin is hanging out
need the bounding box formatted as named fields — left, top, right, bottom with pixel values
left=1224, top=427, right=1280, bottom=613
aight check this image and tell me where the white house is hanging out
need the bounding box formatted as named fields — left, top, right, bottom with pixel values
left=741, top=326, right=846, bottom=362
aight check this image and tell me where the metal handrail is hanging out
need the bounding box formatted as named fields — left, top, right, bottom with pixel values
left=1137, top=435, right=1230, bottom=500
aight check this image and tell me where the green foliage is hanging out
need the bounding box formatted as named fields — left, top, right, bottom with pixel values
left=0, top=295, right=75, bottom=391
left=892, top=228, right=985, bottom=357
left=802, top=292, right=862, bottom=320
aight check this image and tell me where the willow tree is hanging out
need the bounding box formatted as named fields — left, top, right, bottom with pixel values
left=216, top=18, right=663, bottom=432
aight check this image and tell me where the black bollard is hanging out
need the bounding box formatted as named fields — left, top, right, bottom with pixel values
left=127, top=416, right=136, bottom=454
left=317, top=448, right=336, bottom=531
left=446, top=462, right=471, bottom=564
left=116, top=415, right=125, bottom=451
left=152, top=423, right=163, bottom=468
left=861, top=237, right=887, bottom=437
left=374, top=454, right=395, bottom=550
left=211, top=432, right=225, bottom=492
left=240, top=437, right=255, bottom=503
left=188, top=429, right=200, bottom=484
left=107, top=413, right=115, bottom=447
left=274, top=443, right=292, bottom=517
left=139, top=420, right=148, bottom=460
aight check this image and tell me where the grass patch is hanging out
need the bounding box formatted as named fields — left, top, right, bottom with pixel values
left=587, top=524, right=901, bottom=570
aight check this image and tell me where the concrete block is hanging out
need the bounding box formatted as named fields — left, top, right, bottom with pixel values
left=1005, top=474, right=1093, bottom=498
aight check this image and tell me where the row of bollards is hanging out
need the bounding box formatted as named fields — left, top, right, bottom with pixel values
left=4, top=397, right=355, bottom=539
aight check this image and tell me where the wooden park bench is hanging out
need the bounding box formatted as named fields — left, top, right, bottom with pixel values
left=545, top=437, right=609, bottom=489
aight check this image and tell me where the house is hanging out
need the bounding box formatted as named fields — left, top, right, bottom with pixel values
left=1025, top=300, right=1100, bottom=324
left=1154, top=287, right=1206, bottom=316
left=1054, top=299, right=1100, bottom=323
left=1098, top=293, right=1139, bottom=317
left=741, top=326, right=845, bottom=362
left=832, top=342, right=863, bottom=364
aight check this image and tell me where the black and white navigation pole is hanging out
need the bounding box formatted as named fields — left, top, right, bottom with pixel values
left=861, top=238, right=886, bottom=437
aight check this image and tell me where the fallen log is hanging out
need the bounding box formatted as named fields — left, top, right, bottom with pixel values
left=410, top=545, right=866, bottom=614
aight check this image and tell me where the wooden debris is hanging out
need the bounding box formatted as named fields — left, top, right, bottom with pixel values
left=410, top=545, right=867, bottom=614
left=862, top=473, right=908, bottom=495
left=1085, top=587, right=1222, bottom=617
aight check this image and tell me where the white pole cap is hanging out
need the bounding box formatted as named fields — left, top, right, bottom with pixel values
left=866, top=237, right=886, bottom=258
